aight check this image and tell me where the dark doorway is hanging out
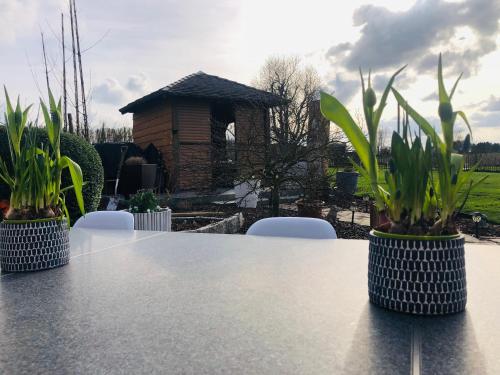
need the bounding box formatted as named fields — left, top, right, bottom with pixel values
left=211, top=102, right=236, bottom=188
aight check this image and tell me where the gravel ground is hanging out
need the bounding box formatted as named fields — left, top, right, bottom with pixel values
left=456, top=215, right=500, bottom=238
left=171, top=217, right=222, bottom=232
left=170, top=201, right=500, bottom=239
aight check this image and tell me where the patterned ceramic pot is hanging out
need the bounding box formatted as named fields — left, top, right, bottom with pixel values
left=368, top=230, right=466, bottom=315
left=0, top=218, right=70, bottom=272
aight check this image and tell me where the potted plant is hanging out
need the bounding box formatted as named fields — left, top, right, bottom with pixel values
left=0, top=89, right=84, bottom=272
left=128, top=190, right=171, bottom=231
left=335, top=166, right=359, bottom=195
left=320, top=56, right=486, bottom=315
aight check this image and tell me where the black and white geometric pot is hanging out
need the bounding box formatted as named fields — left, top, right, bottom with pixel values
left=0, top=218, right=70, bottom=272
left=368, top=230, right=466, bottom=315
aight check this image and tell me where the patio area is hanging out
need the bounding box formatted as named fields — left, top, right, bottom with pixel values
left=1, top=1, right=500, bottom=374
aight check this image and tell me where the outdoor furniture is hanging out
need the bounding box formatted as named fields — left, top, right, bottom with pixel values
left=234, top=179, right=261, bottom=208
left=73, top=211, right=134, bottom=230
left=1, top=231, right=499, bottom=374
left=246, top=217, right=337, bottom=239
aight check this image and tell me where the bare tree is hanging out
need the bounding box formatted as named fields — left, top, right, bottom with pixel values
left=377, top=125, right=389, bottom=153
left=237, top=56, right=338, bottom=216
left=255, top=56, right=321, bottom=146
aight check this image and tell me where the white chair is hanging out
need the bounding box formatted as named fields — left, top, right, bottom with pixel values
left=234, top=180, right=261, bottom=208
left=246, top=217, right=337, bottom=239
left=73, top=211, right=134, bottom=230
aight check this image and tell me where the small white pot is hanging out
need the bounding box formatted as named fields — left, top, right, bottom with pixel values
left=132, top=208, right=172, bottom=231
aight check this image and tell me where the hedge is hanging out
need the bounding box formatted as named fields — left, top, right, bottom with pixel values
left=0, top=127, right=104, bottom=223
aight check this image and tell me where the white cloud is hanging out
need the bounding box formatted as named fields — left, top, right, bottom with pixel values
left=92, top=78, right=127, bottom=105
left=0, top=0, right=65, bottom=43
left=326, top=0, right=500, bottom=76
left=92, top=73, right=151, bottom=107
left=326, top=73, right=359, bottom=103
left=126, top=73, right=149, bottom=93
left=481, top=96, right=500, bottom=112
left=469, top=116, right=500, bottom=142
left=422, top=92, right=439, bottom=102
left=1, top=0, right=499, bottom=137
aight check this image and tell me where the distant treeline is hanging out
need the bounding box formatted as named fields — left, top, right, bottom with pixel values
left=454, top=140, right=500, bottom=153
left=89, top=124, right=133, bottom=144
left=470, top=142, right=500, bottom=153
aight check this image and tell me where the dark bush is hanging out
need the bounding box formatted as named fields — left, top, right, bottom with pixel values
left=0, top=128, right=11, bottom=202
left=0, top=127, right=104, bottom=223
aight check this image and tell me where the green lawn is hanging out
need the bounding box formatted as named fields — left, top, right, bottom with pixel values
left=334, top=170, right=500, bottom=224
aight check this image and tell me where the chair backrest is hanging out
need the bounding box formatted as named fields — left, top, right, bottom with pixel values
left=73, top=211, right=134, bottom=230
left=246, top=217, right=337, bottom=239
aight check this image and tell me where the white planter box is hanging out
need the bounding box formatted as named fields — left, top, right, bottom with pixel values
left=132, top=208, right=172, bottom=231
left=234, top=180, right=261, bottom=208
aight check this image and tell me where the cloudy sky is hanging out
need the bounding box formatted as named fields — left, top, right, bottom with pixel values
left=1, top=0, right=499, bottom=141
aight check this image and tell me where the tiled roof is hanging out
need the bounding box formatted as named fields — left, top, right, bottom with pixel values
left=119, top=71, right=285, bottom=114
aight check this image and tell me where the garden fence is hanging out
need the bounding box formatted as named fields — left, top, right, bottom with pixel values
left=331, top=152, right=500, bottom=173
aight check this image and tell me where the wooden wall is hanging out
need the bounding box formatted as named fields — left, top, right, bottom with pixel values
left=174, top=99, right=212, bottom=190
left=133, top=99, right=173, bottom=173
left=132, top=98, right=269, bottom=191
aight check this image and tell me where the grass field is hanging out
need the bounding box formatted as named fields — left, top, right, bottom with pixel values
left=335, top=170, right=500, bottom=224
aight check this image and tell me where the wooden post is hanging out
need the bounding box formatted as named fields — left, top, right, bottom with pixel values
left=171, top=99, right=180, bottom=191
left=67, top=113, right=74, bottom=134
left=62, top=13, right=68, bottom=131
left=72, top=0, right=89, bottom=140
left=69, top=0, right=80, bottom=136
left=41, top=32, right=50, bottom=93
left=307, top=99, right=330, bottom=200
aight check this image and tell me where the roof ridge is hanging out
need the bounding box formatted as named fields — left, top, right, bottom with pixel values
left=120, top=71, right=286, bottom=114
left=162, top=71, right=204, bottom=91
left=195, top=72, right=277, bottom=97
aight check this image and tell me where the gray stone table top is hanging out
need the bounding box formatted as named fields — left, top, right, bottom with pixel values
left=1, top=230, right=499, bottom=374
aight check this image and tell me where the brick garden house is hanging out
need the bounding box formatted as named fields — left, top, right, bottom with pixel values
left=120, top=72, right=283, bottom=191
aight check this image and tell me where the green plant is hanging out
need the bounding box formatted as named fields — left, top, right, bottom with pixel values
left=60, top=131, right=103, bottom=222
left=128, top=190, right=161, bottom=213
left=320, top=66, right=405, bottom=210
left=392, top=55, right=487, bottom=234
left=0, top=88, right=84, bottom=221
left=382, top=129, right=435, bottom=234
left=320, top=55, right=486, bottom=236
left=0, top=127, right=104, bottom=224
